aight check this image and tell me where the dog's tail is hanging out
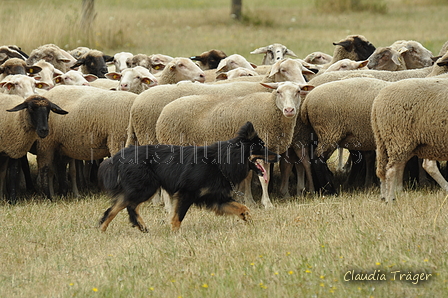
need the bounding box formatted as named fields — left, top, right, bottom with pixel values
left=98, top=157, right=123, bottom=197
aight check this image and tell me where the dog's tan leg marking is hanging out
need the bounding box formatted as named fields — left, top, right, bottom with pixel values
left=99, top=196, right=128, bottom=232
left=134, top=203, right=148, bottom=232
left=170, top=194, right=181, bottom=232
left=220, top=201, right=251, bottom=222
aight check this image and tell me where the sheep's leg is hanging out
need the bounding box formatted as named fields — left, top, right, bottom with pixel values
left=336, top=147, right=345, bottom=172
left=68, top=159, right=80, bottom=197
left=295, top=163, right=306, bottom=195
left=293, top=146, right=314, bottom=193
left=258, top=161, right=273, bottom=209
left=0, top=156, right=9, bottom=199
left=279, top=153, right=293, bottom=197
left=364, top=151, right=376, bottom=187
left=422, top=159, right=448, bottom=192
left=241, top=171, right=256, bottom=207
left=6, top=158, right=21, bottom=204
left=385, top=160, right=407, bottom=203
left=20, top=155, right=35, bottom=193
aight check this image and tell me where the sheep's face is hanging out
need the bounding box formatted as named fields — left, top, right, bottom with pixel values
left=6, top=95, right=68, bottom=138
left=333, top=35, right=376, bottom=61
left=113, top=52, right=133, bottom=72
left=190, top=49, right=227, bottom=70
left=262, top=82, right=313, bottom=118
left=170, top=58, right=205, bottom=83
left=269, top=59, right=307, bottom=84
left=118, top=67, right=158, bottom=93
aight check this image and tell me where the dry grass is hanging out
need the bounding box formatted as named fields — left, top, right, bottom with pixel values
left=1, top=1, right=448, bottom=297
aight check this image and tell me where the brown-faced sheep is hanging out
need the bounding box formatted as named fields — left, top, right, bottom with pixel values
left=372, top=77, right=448, bottom=203
left=126, top=53, right=174, bottom=74
left=367, top=47, right=407, bottom=71
left=27, top=44, right=77, bottom=73
left=155, top=82, right=314, bottom=208
left=250, top=43, right=298, bottom=65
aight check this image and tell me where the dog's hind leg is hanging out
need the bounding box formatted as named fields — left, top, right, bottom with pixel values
left=170, top=192, right=193, bottom=231
left=216, top=201, right=251, bottom=222
left=99, top=195, right=128, bottom=232
left=127, top=203, right=149, bottom=233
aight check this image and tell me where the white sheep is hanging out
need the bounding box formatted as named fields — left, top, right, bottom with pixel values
left=216, top=54, right=257, bottom=73
left=27, top=44, right=77, bottom=73
left=367, top=47, right=407, bottom=71
left=110, top=51, right=133, bottom=72
left=0, top=94, right=68, bottom=203
left=28, top=60, right=64, bottom=89
left=324, top=58, right=369, bottom=72
left=389, top=40, right=434, bottom=69
left=105, top=66, right=158, bottom=94
left=36, top=85, right=138, bottom=199
left=250, top=43, right=298, bottom=65
left=155, top=82, right=314, bottom=208
left=300, top=77, right=391, bottom=189
left=0, top=74, right=50, bottom=98
left=303, top=52, right=333, bottom=65
left=215, top=67, right=259, bottom=81
left=126, top=53, right=174, bottom=74
left=154, top=57, right=205, bottom=84
left=371, top=77, right=448, bottom=203
left=54, top=70, right=98, bottom=86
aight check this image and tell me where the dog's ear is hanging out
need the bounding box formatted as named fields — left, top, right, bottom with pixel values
left=237, top=121, right=258, bottom=140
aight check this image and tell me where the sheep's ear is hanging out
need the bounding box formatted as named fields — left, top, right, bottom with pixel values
left=26, top=66, right=42, bottom=75
left=7, top=101, right=28, bottom=112
left=50, top=103, right=68, bottom=115
left=215, top=73, right=228, bottom=81
left=152, top=64, right=164, bottom=71
left=35, top=81, right=51, bottom=90
left=301, top=66, right=316, bottom=75
left=53, top=69, right=64, bottom=77
left=190, top=55, right=202, bottom=62
left=250, top=47, right=268, bottom=55
left=54, top=76, right=63, bottom=84
left=84, top=74, right=98, bottom=82
left=2, top=82, right=14, bottom=91
left=57, top=55, right=72, bottom=63
left=285, top=49, right=298, bottom=57
left=103, top=55, right=114, bottom=63
left=105, top=72, right=121, bottom=81
left=299, top=85, right=314, bottom=96
left=260, top=82, right=279, bottom=90
left=141, top=77, right=157, bottom=87
left=250, top=63, right=257, bottom=69
left=71, top=59, right=85, bottom=69
left=333, top=40, right=353, bottom=52
left=391, top=53, right=403, bottom=66
left=431, top=55, right=442, bottom=62
left=358, top=60, right=369, bottom=68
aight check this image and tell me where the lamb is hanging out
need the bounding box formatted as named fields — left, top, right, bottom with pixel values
left=154, top=57, right=205, bottom=84
left=0, top=58, right=42, bottom=81
left=250, top=43, right=298, bottom=65
left=155, top=82, right=314, bottom=208
left=371, top=77, right=448, bottom=203
left=0, top=74, right=50, bottom=98
left=110, top=51, right=133, bottom=72
left=126, top=53, right=174, bottom=74
left=389, top=40, right=434, bottom=69
left=367, top=47, right=407, bottom=71
left=299, top=77, right=391, bottom=189
left=54, top=70, right=98, bottom=86
left=0, top=94, right=67, bottom=203
left=35, top=85, right=138, bottom=199
left=104, top=66, right=158, bottom=94
left=27, top=44, right=77, bottom=73
left=190, top=49, right=227, bottom=70
left=303, top=51, right=333, bottom=65
left=71, top=49, right=114, bottom=78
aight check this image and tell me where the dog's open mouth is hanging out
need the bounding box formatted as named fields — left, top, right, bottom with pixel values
left=254, top=159, right=268, bottom=183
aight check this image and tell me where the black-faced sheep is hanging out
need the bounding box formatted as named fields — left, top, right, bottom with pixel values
left=190, top=49, right=227, bottom=70
left=36, top=85, right=138, bottom=199
left=0, top=94, right=67, bottom=203
left=250, top=43, right=298, bottom=65
left=71, top=49, right=113, bottom=78
left=371, top=77, right=448, bottom=203
left=0, top=58, right=42, bottom=81
left=155, top=82, right=314, bottom=208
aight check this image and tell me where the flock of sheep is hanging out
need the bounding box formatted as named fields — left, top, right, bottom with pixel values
left=1, top=34, right=448, bottom=207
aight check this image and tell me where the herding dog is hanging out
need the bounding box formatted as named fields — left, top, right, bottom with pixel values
left=98, top=122, right=280, bottom=232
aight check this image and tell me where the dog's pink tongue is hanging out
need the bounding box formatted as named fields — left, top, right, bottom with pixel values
left=256, top=162, right=268, bottom=183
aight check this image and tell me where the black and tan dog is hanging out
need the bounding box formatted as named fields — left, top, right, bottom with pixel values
left=98, top=122, right=280, bottom=232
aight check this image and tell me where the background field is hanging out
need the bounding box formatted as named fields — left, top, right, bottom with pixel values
left=1, top=0, right=448, bottom=297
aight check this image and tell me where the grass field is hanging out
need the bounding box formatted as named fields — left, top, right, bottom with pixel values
left=1, top=0, right=448, bottom=297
